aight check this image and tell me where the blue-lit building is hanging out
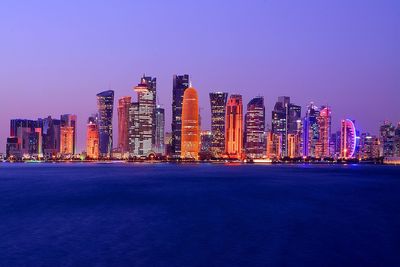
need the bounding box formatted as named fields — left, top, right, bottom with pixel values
left=97, top=90, right=114, bottom=158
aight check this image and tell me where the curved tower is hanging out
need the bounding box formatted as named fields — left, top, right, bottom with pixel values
left=340, top=119, right=357, bottom=159
left=181, top=87, right=200, bottom=160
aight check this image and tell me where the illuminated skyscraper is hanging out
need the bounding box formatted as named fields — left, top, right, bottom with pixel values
left=379, top=121, right=395, bottom=157
left=244, top=96, right=265, bottom=159
left=154, top=106, right=165, bottom=155
left=272, top=96, right=301, bottom=158
left=340, top=119, right=357, bottom=159
left=315, top=107, right=332, bottom=158
left=97, top=90, right=114, bottom=158
left=225, top=94, right=243, bottom=159
left=117, top=96, right=131, bottom=153
left=181, top=87, right=200, bottom=160
left=60, top=126, right=74, bottom=156
left=209, top=92, right=228, bottom=157
left=287, top=133, right=300, bottom=159
left=60, top=114, right=77, bottom=155
left=171, top=74, right=190, bottom=158
left=130, top=76, right=156, bottom=157
left=128, top=102, right=139, bottom=156
left=395, top=123, right=400, bottom=157
left=266, top=131, right=281, bottom=160
left=302, top=103, right=320, bottom=158
left=86, top=116, right=99, bottom=159
left=42, top=116, right=61, bottom=157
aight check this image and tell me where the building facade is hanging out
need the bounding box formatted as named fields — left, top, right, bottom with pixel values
left=181, top=87, right=200, bottom=160
left=340, top=119, right=357, bottom=159
left=244, top=96, right=265, bottom=159
left=154, top=106, right=165, bottom=155
left=171, top=74, right=190, bottom=158
left=97, top=90, right=114, bottom=158
left=117, top=96, right=131, bottom=153
left=209, top=92, right=228, bottom=158
left=225, top=94, right=243, bottom=159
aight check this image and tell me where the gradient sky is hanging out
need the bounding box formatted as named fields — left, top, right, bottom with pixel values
left=1, top=0, right=399, bottom=153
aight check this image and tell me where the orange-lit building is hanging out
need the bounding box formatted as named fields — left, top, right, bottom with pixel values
left=86, top=117, right=99, bottom=159
left=60, top=126, right=74, bottom=156
left=287, top=133, right=300, bottom=159
left=225, top=94, right=243, bottom=159
left=266, top=131, right=281, bottom=160
left=117, top=96, right=131, bottom=153
left=181, top=87, right=200, bottom=160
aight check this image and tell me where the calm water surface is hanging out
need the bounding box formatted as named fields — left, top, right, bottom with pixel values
left=0, top=163, right=399, bottom=267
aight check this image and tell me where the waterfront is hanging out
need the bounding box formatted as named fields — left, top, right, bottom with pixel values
left=0, top=163, right=399, bottom=266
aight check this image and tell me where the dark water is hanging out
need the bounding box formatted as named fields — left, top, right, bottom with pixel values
left=0, top=163, right=399, bottom=267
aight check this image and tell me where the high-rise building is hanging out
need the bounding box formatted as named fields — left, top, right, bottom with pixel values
left=244, top=96, right=265, bottom=159
left=340, top=119, right=357, bottom=159
left=139, top=75, right=157, bottom=150
left=171, top=74, right=190, bottom=158
left=302, top=103, right=320, bottom=158
left=86, top=116, right=99, bottom=159
left=154, top=106, right=165, bottom=155
left=129, top=76, right=156, bottom=157
left=225, top=94, right=243, bottom=159
left=395, top=123, right=400, bottom=157
left=117, top=96, right=131, bottom=153
left=209, top=92, right=228, bottom=158
left=60, top=114, right=77, bottom=155
left=128, top=102, right=139, bottom=156
left=379, top=121, right=395, bottom=157
left=271, top=96, right=301, bottom=158
left=359, top=133, right=380, bottom=159
left=287, top=133, right=300, bottom=159
left=60, top=126, right=74, bottom=156
left=181, top=87, right=200, bottom=160
left=315, top=107, right=332, bottom=158
left=266, top=131, right=281, bottom=160
left=42, top=116, right=61, bottom=157
left=97, top=90, right=114, bottom=158
left=200, top=130, right=213, bottom=153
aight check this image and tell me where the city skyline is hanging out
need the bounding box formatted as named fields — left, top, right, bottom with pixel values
left=1, top=1, right=399, bottom=153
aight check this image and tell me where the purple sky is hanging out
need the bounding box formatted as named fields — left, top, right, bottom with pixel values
left=1, top=0, right=399, bottom=153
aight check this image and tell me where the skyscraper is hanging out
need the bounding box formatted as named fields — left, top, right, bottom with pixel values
left=395, top=123, right=400, bottom=157
left=154, top=106, right=165, bottom=155
left=315, top=106, right=332, bottom=158
left=302, top=103, right=320, bottom=158
left=340, top=119, right=357, bottom=159
left=97, top=90, right=114, bottom=158
left=130, top=76, right=156, bottom=157
left=86, top=116, right=99, bottom=160
left=181, top=87, right=200, bottom=160
left=379, top=121, right=395, bottom=157
left=60, top=114, right=77, bottom=155
left=209, top=92, right=228, bottom=158
left=244, top=96, right=265, bottom=159
left=60, top=126, right=74, bottom=156
left=225, top=94, right=243, bottom=159
left=128, top=102, right=139, bottom=156
left=171, top=74, right=190, bottom=158
left=42, top=116, right=61, bottom=157
left=271, top=97, right=301, bottom=158
left=117, top=96, right=131, bottom=153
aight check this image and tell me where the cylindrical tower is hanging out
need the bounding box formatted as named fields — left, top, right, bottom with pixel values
left=181, top=87, right=200, bottom=160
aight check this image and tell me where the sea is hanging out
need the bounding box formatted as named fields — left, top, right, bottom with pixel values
left=0, top=163, right=399, bottom=267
